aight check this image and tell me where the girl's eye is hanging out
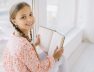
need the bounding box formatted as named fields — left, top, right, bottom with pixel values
left=21, top=16, right=26, bottom=19
left=29, top=13, right=33, bottom=16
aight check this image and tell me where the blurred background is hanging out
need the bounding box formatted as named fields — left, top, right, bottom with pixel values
left=0, top=0, right=94, bottom=72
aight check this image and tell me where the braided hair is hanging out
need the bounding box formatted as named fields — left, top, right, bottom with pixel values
left=9, top=2, right=32, bottom=42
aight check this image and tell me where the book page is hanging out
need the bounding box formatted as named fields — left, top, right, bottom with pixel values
left=48, top=31, right=65, bottom=56
left=38, top=26, right=54, bottom=52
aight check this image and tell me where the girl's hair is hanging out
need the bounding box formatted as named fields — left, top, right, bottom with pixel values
left=10, top=2, right=32, bottom=42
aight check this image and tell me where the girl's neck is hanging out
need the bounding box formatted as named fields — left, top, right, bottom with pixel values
left=14, top=29, right=32, bottom=38
left=22, top=30, right=29, bottom=37
left=14, top=29, right=32, bottom=42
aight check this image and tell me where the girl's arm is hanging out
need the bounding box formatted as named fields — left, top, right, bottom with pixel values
left=18, top=40, right=55, bottom=72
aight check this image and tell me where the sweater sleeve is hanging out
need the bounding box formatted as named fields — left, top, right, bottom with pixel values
left=17, top=40, right=55, bottom=72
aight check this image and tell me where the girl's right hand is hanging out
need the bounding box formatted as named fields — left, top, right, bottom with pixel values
left=34, top=35, right=40, bottom=46
left=53, top=46, right=64, bottom=61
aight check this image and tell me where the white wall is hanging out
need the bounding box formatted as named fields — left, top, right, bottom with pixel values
left=77, top=0, right=94, bottom=43
left=76, top=0, right=88, bottom=28
left=84, top=0, right=94, bottom=43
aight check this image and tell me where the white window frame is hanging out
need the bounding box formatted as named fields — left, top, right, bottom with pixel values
left=32, top=0, right=47, bottom=41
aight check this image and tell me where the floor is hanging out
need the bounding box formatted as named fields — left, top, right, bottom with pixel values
left=71, top=43, right=94, bottom=72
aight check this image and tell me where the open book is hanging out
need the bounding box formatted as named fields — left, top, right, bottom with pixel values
left=36, top=26, right=65, bottom=60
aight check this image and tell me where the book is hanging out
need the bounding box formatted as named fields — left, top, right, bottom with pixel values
left=36, top=26, right=65, bottom=57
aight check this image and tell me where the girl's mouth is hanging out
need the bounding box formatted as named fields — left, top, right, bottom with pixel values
left=25, top=24, right=32, bottom=26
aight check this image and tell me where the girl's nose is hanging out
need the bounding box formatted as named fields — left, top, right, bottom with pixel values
left=27, top=17, right=34, bottom=24
left=27, top=17, right=32, bottom=22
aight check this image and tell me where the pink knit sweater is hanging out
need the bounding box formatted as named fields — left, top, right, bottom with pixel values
left=3, top=34, right=54, bottom=72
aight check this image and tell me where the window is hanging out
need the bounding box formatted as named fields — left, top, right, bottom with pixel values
left=35, top=0, right=77, bottom=36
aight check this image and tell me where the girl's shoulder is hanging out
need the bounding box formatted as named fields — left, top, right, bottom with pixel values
left=7, top=34, right=31, bottom=50
left=6, top=34, right=32, bottom=56
left=8, top=34, right=25, bottom=44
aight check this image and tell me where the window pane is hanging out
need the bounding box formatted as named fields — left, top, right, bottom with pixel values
left=47, top=0, right=77, bottom=34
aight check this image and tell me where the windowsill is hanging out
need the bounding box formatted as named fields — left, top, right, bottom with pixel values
left=63, top=27, right=83, bottom=59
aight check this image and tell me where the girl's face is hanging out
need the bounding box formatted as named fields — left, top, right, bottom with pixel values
left=13, top=6, right=35, bottom=31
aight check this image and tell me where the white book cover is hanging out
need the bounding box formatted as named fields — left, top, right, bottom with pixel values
left=36, top=26, right=65, bottom=60
left=48, top=31, right=65, bottom=55
left=38, top=26, right=55, bottom=52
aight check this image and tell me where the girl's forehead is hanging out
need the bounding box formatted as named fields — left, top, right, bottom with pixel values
left=17, top=6, right=32, bottom=14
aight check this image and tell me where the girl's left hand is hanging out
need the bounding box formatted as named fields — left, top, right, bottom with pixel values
left=53, top=46, right=64, bottom=61
left=34, top=35, right=40, bottom=46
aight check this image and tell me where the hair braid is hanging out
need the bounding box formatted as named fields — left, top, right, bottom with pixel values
left=30, top=29, right=32, bottom=41
left=11, top=23, right=32, bottom=42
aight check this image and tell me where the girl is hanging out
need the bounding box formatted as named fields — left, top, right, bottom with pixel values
left=3, top=2, right=63, bottom=72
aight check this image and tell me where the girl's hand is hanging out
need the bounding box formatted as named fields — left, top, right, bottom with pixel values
left=34, top=35, right=40, bottom=46
left=53, top=46, right=64, bottom=61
